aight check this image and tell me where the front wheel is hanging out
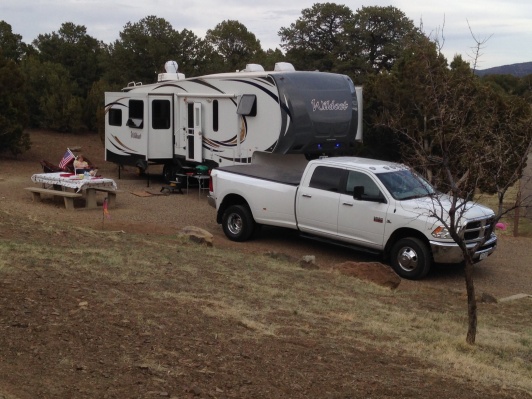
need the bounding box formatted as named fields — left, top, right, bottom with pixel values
left=390, top=237, right=431, bottom=280
left=222, top=205, right=255, bottom=242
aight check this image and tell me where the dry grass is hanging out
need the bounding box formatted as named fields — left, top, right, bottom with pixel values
left=476, top=184, right=532, bottom=237
left=1, top=208, right=531, bottom=395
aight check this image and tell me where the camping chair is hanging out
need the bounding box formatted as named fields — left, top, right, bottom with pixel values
left=40, top=160, right=74, bottom=173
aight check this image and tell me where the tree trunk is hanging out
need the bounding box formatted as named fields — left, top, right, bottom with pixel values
left=513, top=179, right=521, bottom=237
left=464, top=257, right=477, bottom=345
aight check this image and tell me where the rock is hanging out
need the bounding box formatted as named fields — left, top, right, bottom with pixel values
left=179, top=226, right=213, bottom=246
left=186, top=387, right=202, bottom=396
left=330, top=261, right=401, bottom=289
left=299, top=255, right=319, bottom=270
left=480, top=292, right=498, bottom=304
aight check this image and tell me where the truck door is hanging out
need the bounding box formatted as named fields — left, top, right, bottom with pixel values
left=337, top=170, right=390, bottom=249
left=186, top=102, right=203, bottom=162
left=296, top=165, right=346, bottom=239
left=148, top=95, right=173, bottom=160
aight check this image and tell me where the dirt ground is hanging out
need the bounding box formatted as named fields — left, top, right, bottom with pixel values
left=1, top=130, right=531, bottom=399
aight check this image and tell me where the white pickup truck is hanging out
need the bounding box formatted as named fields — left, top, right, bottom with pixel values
left=207, top=153, right=497, bottom=279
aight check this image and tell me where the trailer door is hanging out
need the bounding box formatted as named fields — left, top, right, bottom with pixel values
left=148, top=94, right=174, bottom=159
left=185, top=102, right=203, bottom=162
left=105, top=92, right=148, bottom=165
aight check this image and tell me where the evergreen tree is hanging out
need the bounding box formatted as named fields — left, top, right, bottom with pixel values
left=107, top=16, right=191, bottom=84
left=32, top=22, right=104, bottom=98
left=0, top=55, right=30, bottom=155
left=205, top=20, right=263, bottom=73
left=279, top=3, right=354, bottom=73
left=0, top=20, right=27, bottom=62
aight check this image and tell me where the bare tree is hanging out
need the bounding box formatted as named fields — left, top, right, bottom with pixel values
left=466, top=19, right=492, bottom=73
left=368, top=34, right=532, bottom=344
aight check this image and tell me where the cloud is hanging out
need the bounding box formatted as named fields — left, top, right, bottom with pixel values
left=1, top=0, right=531, bottom=68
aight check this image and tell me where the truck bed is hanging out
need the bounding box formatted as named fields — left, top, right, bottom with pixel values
left=216, top=152, right=309, bottom=186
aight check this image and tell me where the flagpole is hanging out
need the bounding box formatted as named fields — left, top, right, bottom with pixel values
left=102, top=197, right=110, bottom=230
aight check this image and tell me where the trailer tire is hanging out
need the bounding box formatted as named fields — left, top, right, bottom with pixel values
left=390, top=237, right=431, bottom=280
left=222, top=205, right=255, bottom=242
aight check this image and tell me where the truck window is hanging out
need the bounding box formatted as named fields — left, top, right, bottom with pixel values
left=127, top=100, right=144, bottom=128
left=108, top=109, right=122, bottom=126
left=377, top=169, right=435, bottom=200
left=346, top=171, right=383, bottom=200
left=151, top=99, right=170, bottom=129
left=309, top=166, right=345, bottom=192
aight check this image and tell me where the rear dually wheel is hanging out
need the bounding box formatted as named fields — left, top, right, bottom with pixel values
left=222, top=205, right=255, bottom=242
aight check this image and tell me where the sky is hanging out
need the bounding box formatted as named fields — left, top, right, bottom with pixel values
left=1, top=0, right=531, bottom=70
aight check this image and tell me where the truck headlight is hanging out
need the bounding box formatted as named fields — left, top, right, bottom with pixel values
left=432, top=226, right=451, bottom=239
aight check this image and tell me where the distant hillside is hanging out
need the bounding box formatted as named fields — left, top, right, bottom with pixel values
left=475, top=62, right=532, bottom=77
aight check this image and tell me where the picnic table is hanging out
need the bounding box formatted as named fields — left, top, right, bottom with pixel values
left=27, top=172, right=118, bottom=210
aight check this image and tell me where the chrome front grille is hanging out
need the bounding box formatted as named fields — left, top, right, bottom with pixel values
left=462, top=216, right=494, bottom=243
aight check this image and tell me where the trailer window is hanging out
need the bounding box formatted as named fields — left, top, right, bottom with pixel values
left=309, top=166, right=345, bottom=192
left=237, top=94, right=257, bottom=116
left=213, top=100, right=219, bottom=131
left=108, top=109, right=122, bottom=126
left=152, top=99, right=170, bottom=129
left=127, top=100, right=144, bottom=128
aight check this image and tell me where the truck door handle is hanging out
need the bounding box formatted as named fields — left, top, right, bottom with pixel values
left=342, top=202, right=354, bottom=206
left=302, top=194, right=312, bottom=198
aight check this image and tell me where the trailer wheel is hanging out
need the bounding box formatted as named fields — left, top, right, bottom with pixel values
left=222, top=205, right=255, bottom=242
left=390, top=237, right=431, bottom=280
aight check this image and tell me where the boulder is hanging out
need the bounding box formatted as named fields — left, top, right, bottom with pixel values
left=330, top=261, right=401, bottom=289
left=299, top=255, right=319, bottom=270
left=480, top=292, right=498, bottom=304
left=179, top=226, right=213, bottom=247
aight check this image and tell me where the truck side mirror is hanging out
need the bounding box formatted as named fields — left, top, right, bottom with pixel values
left=353, top=186, right=364, bottom=200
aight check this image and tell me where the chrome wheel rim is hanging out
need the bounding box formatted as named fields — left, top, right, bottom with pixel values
left=227, top=213, right=243, bottom=236
left=397, top=246, right=419, bottom=272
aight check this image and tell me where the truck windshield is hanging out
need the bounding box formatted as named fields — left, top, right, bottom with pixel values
left=376, top=169, right=435, bottom=201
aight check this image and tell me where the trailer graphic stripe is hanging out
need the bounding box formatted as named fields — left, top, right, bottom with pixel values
left=224, top=78, right=292, bottom=126
left=225, top=79, right=279, bottom=103
left=104, top=100, right=129, bottom=112
left=152, top=83, right=188, bottom=92
left=111, top=135, right=138, bottom=153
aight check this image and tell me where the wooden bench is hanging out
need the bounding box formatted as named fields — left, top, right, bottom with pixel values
left=25, top=187, right=82, bottom=210
left=92, top=187, right=121, bottom=207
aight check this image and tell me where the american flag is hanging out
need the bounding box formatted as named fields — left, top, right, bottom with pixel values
left=59, top=149, right=75, bottom=169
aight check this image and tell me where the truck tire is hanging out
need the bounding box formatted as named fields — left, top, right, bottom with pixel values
left=222, top=205, right=255, bottom=242
left=390, top=237, right=431, bottom=280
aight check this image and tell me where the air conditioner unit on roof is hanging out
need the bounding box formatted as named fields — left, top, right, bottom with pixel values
left=274, top=62, right=296, bottom=71
left=244, top=64, right=265, bottom=72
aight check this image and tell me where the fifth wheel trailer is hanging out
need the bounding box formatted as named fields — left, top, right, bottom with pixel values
left=104, top=61, right=363, bottom=181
